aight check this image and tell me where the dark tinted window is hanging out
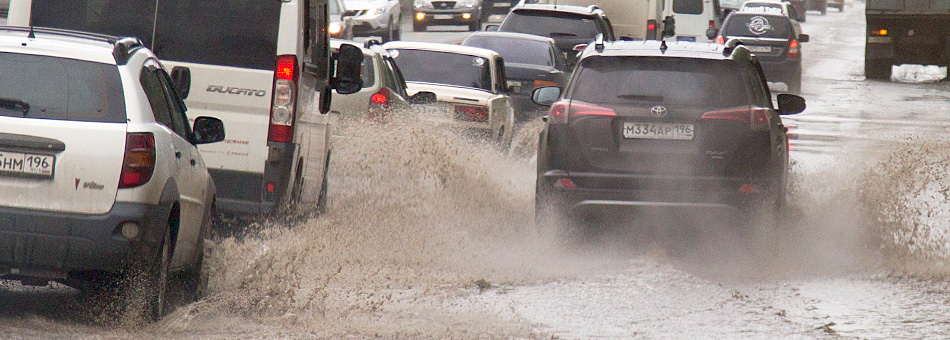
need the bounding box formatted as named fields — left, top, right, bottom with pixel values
left=463, top=36, right=554, bottom=66
left=673, top=0, right=704, bottom=14
left=30, top=0, right=282, bottom=70
left=362, top=55, right=376, bottom=88
left=570, top=57, right=751, bottom=109
left=722, top=14, right=792, bottom=39
left=0, top=53, right=126, bottom=123
left=501, top=10, right=601, bottom=41
left=390, top=49, right=492, bottom=91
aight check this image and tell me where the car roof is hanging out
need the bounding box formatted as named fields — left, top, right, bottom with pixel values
left=382, top=41, right=501, bottom=59
left=512, top=3, right=603, bottom=16
left=726, top=11, right=791, bottom=21
left=465, top=31, right=556, bottom=44
left=0, top=27, right=142, bottom=65
left=579, top=40, right=743, bottom=61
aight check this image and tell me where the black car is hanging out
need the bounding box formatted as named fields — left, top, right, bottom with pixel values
left=461, top=31, right=571, bottom=121
left=717, top=12, right=809, bottom=93
left=532, top=39, right=806, bottom=229
left=496, top=3, right=615, bottom=65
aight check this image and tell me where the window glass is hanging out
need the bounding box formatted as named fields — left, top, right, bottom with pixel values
left=463, top=36, right=554, bottom=66
left=500, top=10, right=601, bottom=41
left=385, top=58, right=410, bottom=98
left=570, top=57, right=752, bottom=110
left=722, top=14, right=792, bottom=38
left=157, top=71, right=192, bottom=138
left=390, top=49, right=492, bottom=91
left=673, top=0, right=704, bottom=14
left=140, top=65, right=174, bottom=129
left=362, top=55, right=376, bottom=88
left=0, top=53, right=126, bottom=123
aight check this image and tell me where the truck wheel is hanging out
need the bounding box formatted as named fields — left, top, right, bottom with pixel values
left=865, top=59, right=892, bottom=80
left=413, top=21, right=426, bottom=32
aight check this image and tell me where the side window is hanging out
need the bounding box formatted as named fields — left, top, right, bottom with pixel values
left=140, top=63, right=174, bottom=129
left=385, top=57, right=410, bottom=97
left=494, top=57, right=508, bottom=94
left=748, top=59, right=772, bottom=107
left=311, top=0, right=331, bottom=86
left=157, top=70, right=192, bottom=138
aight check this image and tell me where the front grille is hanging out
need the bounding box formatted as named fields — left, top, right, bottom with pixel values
left=432, top=1, right=457, bottom=9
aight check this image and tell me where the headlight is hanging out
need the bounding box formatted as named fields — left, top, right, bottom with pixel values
left=329, top=22, right=343, bottom=35
left=414, top=0, right=431, bottom=8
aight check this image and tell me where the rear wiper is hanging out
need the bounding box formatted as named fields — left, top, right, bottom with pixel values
left=617, top=94, right=664, bottom=102
left=549, top=32, right=578, bottom=37
left=0, top=98, right=30, bottom=116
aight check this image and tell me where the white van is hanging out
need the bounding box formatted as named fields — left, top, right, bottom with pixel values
left=663, top=0, right=723, bottom=42
left=7, top=0, right=363, bottom=214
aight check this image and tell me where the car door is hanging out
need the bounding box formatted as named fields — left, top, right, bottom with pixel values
left=141, top=59, right=205, bottom=267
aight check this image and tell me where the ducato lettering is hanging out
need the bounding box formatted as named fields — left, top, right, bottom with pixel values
left=206, top=85, right=267, bottom=97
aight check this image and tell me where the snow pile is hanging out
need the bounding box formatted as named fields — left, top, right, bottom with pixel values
left=891, top=65, right=947, bottom=83
left=862, top=138, right=950, bottom=268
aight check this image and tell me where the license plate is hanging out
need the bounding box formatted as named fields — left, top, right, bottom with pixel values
left=414, top=105, right=451, bottom=118
left=433, top=14, right=453, bottom=19
left=0, top=151, right=55, bottom=178
left=493, top=2, right=511, bottom=7
left=748, top=45, right=772, bottom=53
left=622, top=122, right=694, bottom=140
left=676, top=36, right=696, bottom=42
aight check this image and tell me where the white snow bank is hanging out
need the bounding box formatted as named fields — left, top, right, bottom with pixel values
left=891, top=65, right=948, bottom=83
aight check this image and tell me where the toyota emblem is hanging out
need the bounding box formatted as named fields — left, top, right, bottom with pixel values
left=651, top=106, right=668, bottom=118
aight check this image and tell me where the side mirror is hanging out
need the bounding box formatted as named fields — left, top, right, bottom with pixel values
left=662, top=16, right=676, bottom=38
left=798, top=34, right=810, bottom=43
left=408, top=91, right=437, bottom=104
left=333, top=43, right=364, bottom=95
left=192, top=116, right=225, bottom=144
left=485, top=25, right=500, bottom=31
left=531, top=86, right=561, bottom=106
left=706, top=28, right=718, bottom=40
left=776, top=93, right=805, bottom=115
left=170, top=66, right=191, bottom=99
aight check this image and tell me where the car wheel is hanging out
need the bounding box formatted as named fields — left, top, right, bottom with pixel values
left=413, top=21, right=426, bottom=32
left=865, top=59, right=893, bottom=80
left=127, top=221, right=172, bottom=322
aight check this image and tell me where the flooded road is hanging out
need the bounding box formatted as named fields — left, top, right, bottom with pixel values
left=4, top=2, right=950, bottom=339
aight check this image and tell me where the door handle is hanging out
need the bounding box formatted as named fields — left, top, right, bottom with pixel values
left=175, top=151, right=182, bottom=158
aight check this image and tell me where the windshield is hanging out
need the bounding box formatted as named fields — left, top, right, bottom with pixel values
left=390, top=49, right=493, bottom=91
left=0, top=53, right=126, bottom=123
left=463, top=36, right=553, bottom=66
left=500, top=10, right=601, bottom=41
left=722, top=14, right=793, bottom=39
left=30, top=0, right=282, bottom=70
left=570, top=57, right=751, bottom=109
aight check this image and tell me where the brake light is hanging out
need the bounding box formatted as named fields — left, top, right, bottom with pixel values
left=709, top=20, right=715, bottom=29
left=533, top=80, right=558, bottom=89
left=787, top=39, right=800, bottom=58
left=701, top=107, right=771, bottom=130
left=547, top=100, right=616, bottom=124
left=268, top=55, right=298, bottom=143
left=119, top=133, right=155, bottom=188
left=715, top=35, right=725, bottom=44
left=368, top=88, right=392, bottom=120
left=455, top=105, right=489, bottom=122
left=647, top=20, right=658, bottom=39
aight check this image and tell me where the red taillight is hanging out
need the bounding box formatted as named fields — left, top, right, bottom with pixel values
left=787, top=39, right=800, bottom=58
left=701, top=107, right=771, bottom=130
left=371, top=93, right=388, bottom=104
left=556, top=178, right=577, bottom=189
left=368, top=88, right=392, bottom=120
left=119, top=133, right=155, bottom=188
left=709, top=20, right=715, bottom=29
left=269, top=55, right=298, bottom=143
left=715, top=35, right=725, bottom=44
left=647, top=20, right=658, bottom=39
left=454, top=105, right=489, bottom=122
left=548, top=100, right=615, bottom=124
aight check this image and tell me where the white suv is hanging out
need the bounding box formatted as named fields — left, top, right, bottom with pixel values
left=0, top=27, right=225, bottom=320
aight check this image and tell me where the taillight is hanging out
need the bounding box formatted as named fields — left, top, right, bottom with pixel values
left=533, top=80, right=558, bottom=89
left=870, top=28, right=888, bottom=36
left=787, top=39, right=800, bottom=58
left=454, top=105, right=489, bottom=122
left=709, top=20, right=715, bottom=29
left=368, top=88, right=392, bottom=120
left=715, top=35, right=725, bottom=44
left=647, top=20, right=658, bottom=40
left=547, top=100, right=616, bottom=124
left=268, top=55, right=298, bottom=143
left=701, top=107, right=771, bottom=130
left=119, top=133, right=155, bottom=188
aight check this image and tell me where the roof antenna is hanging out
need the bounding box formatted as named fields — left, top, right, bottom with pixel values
left=28, top=26, right=35, bottom=39
left=660, top=40, right=668, bottom=54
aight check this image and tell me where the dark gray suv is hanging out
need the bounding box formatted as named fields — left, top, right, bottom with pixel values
left=532, top=39, right=806, bottom=230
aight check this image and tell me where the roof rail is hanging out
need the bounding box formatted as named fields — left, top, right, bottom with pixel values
left=588, top=5, right=600, bottom=11
left=0, top=26, right=144, bottom=65
left=364, top=39, right=382, bottom=48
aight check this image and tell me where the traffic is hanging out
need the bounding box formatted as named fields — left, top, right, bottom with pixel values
left=2, top=0, right=950, bottom=338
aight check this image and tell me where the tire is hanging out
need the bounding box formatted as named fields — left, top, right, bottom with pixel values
left=865, top=59, right=893, bottom=80
left=413, top=21, right=426, bottom=32
left=468, top=19, right=481, bottom=31
left=127, top=223, right=172, bottom=322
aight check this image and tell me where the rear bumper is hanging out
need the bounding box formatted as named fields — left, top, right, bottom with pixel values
left=0, top=202, right=168, bottom=281
left=761, top=59, right=801, bottom=84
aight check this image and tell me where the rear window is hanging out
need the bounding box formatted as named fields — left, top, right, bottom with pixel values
left=722, top=14, right=792, bottom=39
left=673, top=0, right=704, bottom=14
left=501, top=10, right=601, bottom=41
left=390, top=49, right=492, bottom=91
left=570, top=57, right=751, bottom=109
left=0, top=53, right=126, bottom=123
left=30, top=0, right=282, bottom=70
left=463, top=36, right=553, bottom=66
